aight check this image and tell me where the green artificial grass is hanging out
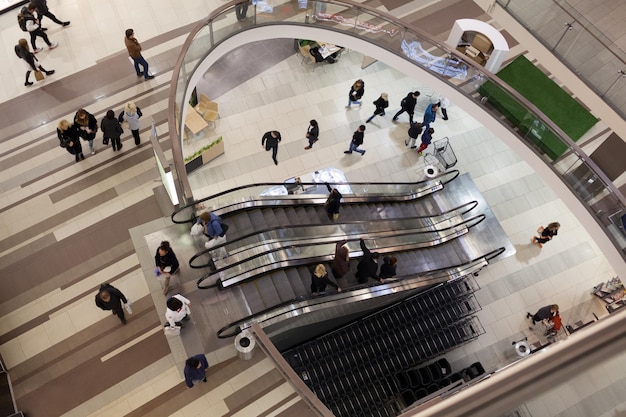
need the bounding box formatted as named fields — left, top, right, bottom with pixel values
left=478, top=55, right=597, bottom=159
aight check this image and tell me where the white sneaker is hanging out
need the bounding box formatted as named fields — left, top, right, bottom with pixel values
left=48, top=42, right=58, bottom=49
left=90, top=149, right=95, bottom=155
left=33, top=47, right=43, bottom=54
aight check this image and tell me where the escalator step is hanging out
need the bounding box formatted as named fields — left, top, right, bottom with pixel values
left=240, top=282, right=266, bottom=315
left=232, top=212, right=253, bottom=237
left=283, top=207, right=298, bottom=223
left=246, top=210, right=265, bottom=230
left=285, top=267, right=308, bottom=297
left=262, top=208, right=279, bottom=228
left=273, top=208, right=289, bottom=227
left=255, top=275, right=281, bottom=309
left=271, top=270, right=296, bottom=302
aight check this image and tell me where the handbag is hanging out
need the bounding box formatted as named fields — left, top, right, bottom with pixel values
left=219, top=222, right=229, bottom=237
left=34, top=70, right=44, bottom=81
left=163, top=323, right=181, bottom=337
left=537, top=226, right=545, bottom=234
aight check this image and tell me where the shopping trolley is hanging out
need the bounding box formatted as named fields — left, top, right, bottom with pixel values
left=431, top=137, right=457, bottom=169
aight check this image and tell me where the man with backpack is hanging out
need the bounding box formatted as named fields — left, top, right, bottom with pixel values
left=18, top=4, right=58, bottom=53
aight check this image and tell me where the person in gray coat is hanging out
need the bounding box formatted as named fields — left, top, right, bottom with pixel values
left=101, top=110, right=124, bottom=151
left=118, top=101, right=143, bottom=145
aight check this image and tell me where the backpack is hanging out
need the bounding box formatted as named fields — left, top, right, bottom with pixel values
left=17, top=13, right=28, bottom=31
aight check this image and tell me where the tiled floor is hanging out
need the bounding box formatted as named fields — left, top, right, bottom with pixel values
left=1, top=0, right=626, bottom=416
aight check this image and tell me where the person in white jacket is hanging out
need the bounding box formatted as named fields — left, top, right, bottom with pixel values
left=118, top=101, right=143, bottom=145
left=165, top=294, right=191, bottom=328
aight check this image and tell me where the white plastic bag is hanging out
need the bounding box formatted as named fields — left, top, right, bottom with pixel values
left=124, top=300, right=133, bottom=315
left=164, top=324, right=181, bottom=337
left=191, top=223, right=204, bottom=236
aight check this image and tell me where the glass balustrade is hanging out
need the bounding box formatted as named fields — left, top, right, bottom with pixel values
left=168, top=0, right=626, bottom=260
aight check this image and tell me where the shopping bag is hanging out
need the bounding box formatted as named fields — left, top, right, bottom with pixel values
left=34, top=70, right=44, bottom=81
left=163, top=323, right=181, bottom=337
left=124, top=300, right=133, bottom=315
left=190, top=223, right=204, bottom=236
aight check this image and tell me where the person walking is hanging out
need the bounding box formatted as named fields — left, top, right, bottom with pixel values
left=57, top=119, right=84, bottom=162
left=344, top=125, right=366, bottom=156
left=422, top=102, right=438, bottom=127
left=532, top=222, right=560, bottom=248
left=155, top=241, right=180, bottom=295
left=438, top=97, right=450, bottom=120
left=165, top=294, right=191, bottom=328
left=310, top=264, right=342, bottom=293
left=101, top=110, right=124, bottom=151
left=526, top=304, right=559, bottom=326
left=118, top=101, right=143, bottom=145
left=366, top=93, right=389, bottom=123
left=405, top=121, right=423, bottom=148
left=184, top=354, right=209, bottom=388
left=31, top=0, right=70, bottom=28
left=392, top=91, right=420, bottom=123
left=261, top=130, right=281, bottom=165
left=304, top=119, right=319, bottom=150
left=198, top=211, right=228, bottom=259
left=124, top=29, right=155, bottom=80
left=416, top=127, right=435, bottom=155
left=379, top=256, right=398, bottom=282
left=18, top=4, right=58, bottom=53
left=347, top=79, right=365, bottom=107
left=94, top=283, right=130, bottom=325
left=324, top=187, right=342, bottom=221
left=331, top=240, right=350, bottom=279
left=14, top=38, right=54, bottom=87
left=356, top=238, right=382, bottom=284
left=74, top=108, right=98, bottom=155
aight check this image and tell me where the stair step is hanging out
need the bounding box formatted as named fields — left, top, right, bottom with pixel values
left=256, top=275, right=281, bottom=308
left=271, top=269, right=296, bottom=302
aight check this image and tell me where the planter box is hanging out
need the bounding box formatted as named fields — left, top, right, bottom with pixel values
left=185, top=139, right=224, bottom=174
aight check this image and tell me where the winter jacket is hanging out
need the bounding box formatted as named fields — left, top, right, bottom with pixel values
left=356, top=239, right=378, bottom=283
left=95, top=284, right=127, bottom=311
left=184, top=354, right=209, bottom=387
left=165, top=294, right=190, bottom=327
left=101, top=116, right=123, bottom=139
left=125, top=36, right=142, bottom=59
left=118, top=107, right=142, bottom=131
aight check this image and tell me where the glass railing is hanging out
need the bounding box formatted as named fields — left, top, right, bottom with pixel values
left=497, top=0, right=626, bottom=120
left=168, top=0, right=626, bottom=262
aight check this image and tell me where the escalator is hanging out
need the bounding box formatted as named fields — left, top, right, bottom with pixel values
left=216, top=247, right=504, bottom=340
left=194, top=201, right=485, bottom=294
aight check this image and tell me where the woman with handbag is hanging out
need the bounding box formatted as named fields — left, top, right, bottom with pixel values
left=14, top=38, right=54, bottom=87
left=324, top=187, right=342, bottom=221
left=532, top=222, right=560, bottom=248
left=155, top=241, right=180, bottom=295
left=118, top=101, right=143, bottom=145
left=198, top=211, right=229, bottom=259
left=57, top=119, right=84, bottom=162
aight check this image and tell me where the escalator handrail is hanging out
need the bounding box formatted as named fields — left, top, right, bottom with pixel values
left=171, top=170, right=460, bottom=224
left=196, top=214, right=487, bottom=289
left=189, top=200, right=480, bottom=269
left=215, top=247, right=505, bottom=338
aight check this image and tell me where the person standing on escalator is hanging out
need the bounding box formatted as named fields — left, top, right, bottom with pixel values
left=310, top=264, right=342, bottom=293
left=331, top=240, right=350, bottom=279
left=355, top=238, right=383, bottom=284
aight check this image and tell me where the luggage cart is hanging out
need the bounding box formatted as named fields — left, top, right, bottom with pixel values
left=431, top=137, right=457, bottom=169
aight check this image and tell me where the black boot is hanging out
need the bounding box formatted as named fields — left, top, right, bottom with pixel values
left=25, top=71, right=33, bottom=86
left=39, top=66, right=55, bottom=76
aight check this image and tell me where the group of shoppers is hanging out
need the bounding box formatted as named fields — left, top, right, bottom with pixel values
left=56, top=102, right=143, bottom=161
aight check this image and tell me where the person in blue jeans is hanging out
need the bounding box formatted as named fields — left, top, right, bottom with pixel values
left=184, top=354, right=209, bottom=388
left=124, top=29, right=155, bottom=80
left=344, top=125, right=366, bottom=155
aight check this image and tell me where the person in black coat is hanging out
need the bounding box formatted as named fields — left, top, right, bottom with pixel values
left=393, top=91, right=420, bottom=123
left=304, top=120, right=319, bottom=150
left=95, top=283, right=128, bottom=324
left=325, top=187, right=342, bottom=221
left=74, top=108, right=98, bottom=155
left=356, top=238, right=382, bottom=284
left=405, top=121, right=423, bottom=148
left=344, top=125, right=366, bottom=155
left=57, top=119, right=84, bottom=162
left=155, top=241, right=180, bottom=295
left=347, top=79, right=365, bottom=107
left=379, top=256, right=397, bottom=282
left=14, top=38, right=54, bottom=86
left=31, top=0, right=70, bottom=27
left=261, top=130, right=281, bottom=165
left=101, top=109, right=124, bottom=151
left=366, top=93, right=389, bottom=123
left=310, top=264, right=342, bottom=293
